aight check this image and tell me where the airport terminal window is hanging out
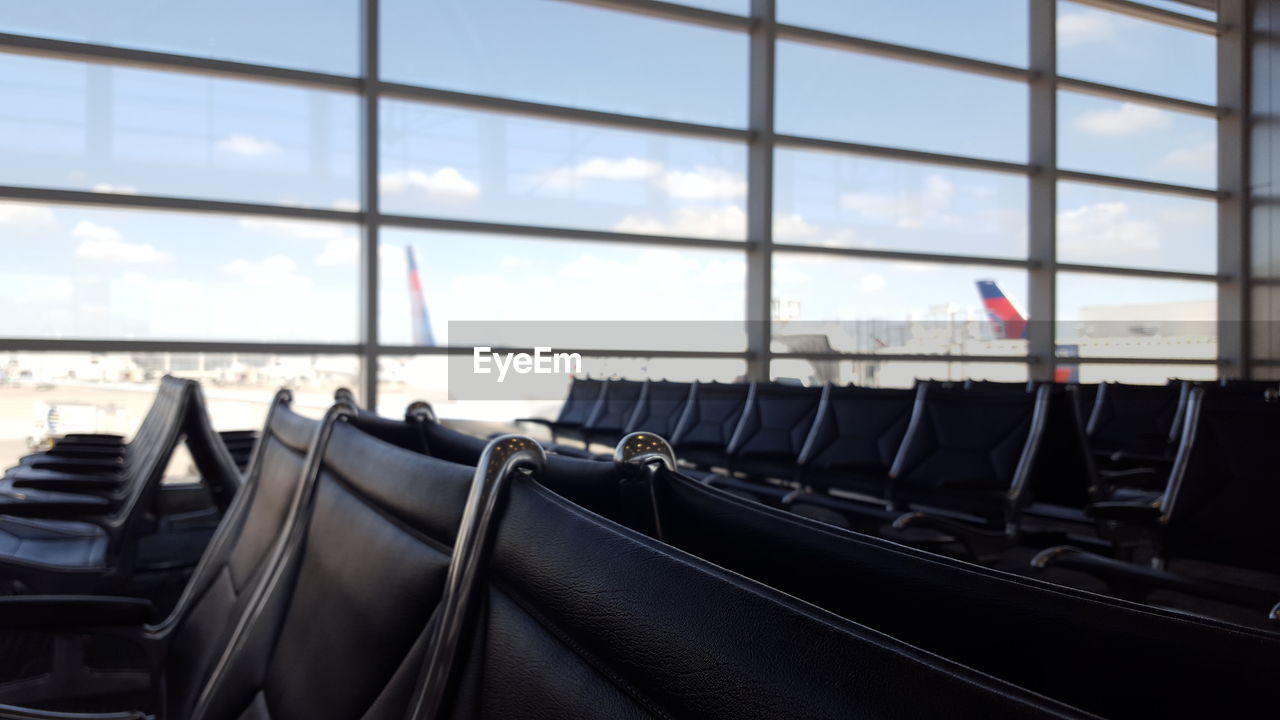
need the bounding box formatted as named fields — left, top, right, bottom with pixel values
left=0, top=53, right=359, bottom=210
left=1057, top=91, right=1217, bottom=189
left=1056, top=181, right=1216, bottom=274
left=380, top=0, right=749, bottom=128
left=776, top=41, right=1028, bottom=163
left=0, top=0, right=359, bottom=76
left=778, top=0, right=1030, bottom=68
left=771, top=254, right=1030, bottom=356
left=379, top=229, right=747, bottom=350
left=0, top=203, right=360, bottom=343
left=380, top=100, right=748, bottom=239
left=1057, top=272, right=1217, bottom=360
left=1058, top=1, right=1216, bottom=104
left=773, top=148, right=1028, bottom=259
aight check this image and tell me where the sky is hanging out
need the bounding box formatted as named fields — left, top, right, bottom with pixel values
left=0, top=0, right=1222, bottom=352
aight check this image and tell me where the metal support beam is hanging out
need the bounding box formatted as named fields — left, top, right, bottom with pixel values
left=360, top=0, right=381, bottom=408
left=1027, top=0, right=1057, bottom=382
left=1218, top=0, right=1250, bottom=377
left=745, top=0, right=776, bottom=382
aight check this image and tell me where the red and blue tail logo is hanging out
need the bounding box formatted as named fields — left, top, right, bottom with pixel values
left=976, top=280, right=1027, bottom=340
left=407, top=246, right=436, bottom=347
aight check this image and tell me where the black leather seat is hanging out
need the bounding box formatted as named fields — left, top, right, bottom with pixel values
left=621, top=380, right=692, bottom=438
left=794, top=385, right=914, bottom=499
left=1086, top=381, right=1188, bottom=475
left=412, top=438, right=1092, bottom=720
left=0, top=390, right=315, bottom=712
left=887, top=383, right=1050, bottom=559
left=1021, top=384, right=1103, bottom=525
left=534, top=443, right=1280, bottom=719
left=515, top=377, right=604, bottom=444
left=579, top=378, right=646, bottom=448
left=1036, top=386, right=1280, bottom=619
left=667, top=381, right=750, bottom=471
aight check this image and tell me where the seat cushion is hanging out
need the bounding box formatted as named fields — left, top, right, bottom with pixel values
left=0, top=516, right=108, bottom=571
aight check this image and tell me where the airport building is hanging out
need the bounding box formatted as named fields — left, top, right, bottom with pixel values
left=0, top=2, right=1278, bottom=717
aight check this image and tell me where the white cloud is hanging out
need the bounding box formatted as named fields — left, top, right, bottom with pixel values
left=1160, top=140, right=1215, bottom=173
left=1057, top=201, right=1160, bottom=258
left=0, top=202, right=55, bottom=226
left=841, top=174, right=955, bottom=229
left=1073, top=103, right=1171, bottom=136
left=658, top=167, right=747, bottom=199
left=860, top=274, right=887, bottom=294
left=333, top=198, right=360, bottom=212
left=1057, top=11, right=1114, bottom=48
left=73, top=222, right=168, bottom=264
left=222, top=254, right=309, bottom=288
left=614, top=205, right=746, bottom=240
left=379, top=167, right=480, bottom=198
left=91, top=183, right=138, bottom=195
left=773, top=213, right=819, bottom=241
left=316, top=236, right=359, bottom=266
left=544, top=157, right=662, bottom=189
left=217, top=134, right=281, bottom=157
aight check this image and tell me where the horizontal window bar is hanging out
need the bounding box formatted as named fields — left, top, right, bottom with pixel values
left=1068, top=0, right=1220, bottom=35
left=377, top=81, right=749, bottom=141
left=1055, top=263, right=1224, bottom=282
left=775, top=23, right=1035, bottom=83
left=1055, top=170, right=1222, bottom=199
left=0, top=32, right=361, bottom=92
left=0, top=339, right=363, bottom=354
left=559, top=0, right=751, bottom=32
left=378, top=213, right=751, bottom=250
left=775, top=134, right=1032, bottom=175
left=1054, top=356, right=1223, bottom=365
left=1056, top=76, right=1219, bottom=117
left=771, top=243, right=1034, bottom=269
left=0, top=185, right=360, bottom=222
left=770, top=352, right=1031, bottom=363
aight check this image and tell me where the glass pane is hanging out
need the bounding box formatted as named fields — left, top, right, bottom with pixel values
left=379, top=229, right=746, bottom=348
left=1057, top=181, right=1216, bottom=273
left=774, top=148, right=1027, bottom=258
left=771, top=358, right=1028, bottom=387
left=1068, top=363, right=1217, bottom=383
left=0, top=351, right=354, bottom=470
left=1056, top=272, right=1217, bottom=359
left=1058, top=91, right=1216, bottom=188
left=779, top=0, right=1028, bottom=67
left=777, top=41, right=1027, bottom=162
left=1126, top=1, right=1216, bottom=21
left=771, top=254, right=1030, bottom=355
left=1058, top=1, right=1215, bottom=104
left=0, top=54, right=358, bottom=210
left=0, top=0, right=358, bottom=75
left=673, top=0, right=748, bottom=13
left=380, top=100, right=747, bottom=239
left=0, top=201, right=359, bottom=342
left=381, top=0, right=748, bottom=128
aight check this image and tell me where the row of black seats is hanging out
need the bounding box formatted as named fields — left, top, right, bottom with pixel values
left=0, top=377, right=245, bottom=594
left=518, top=376, right=1280, bottom=620
left=2, top=391, right=1277, bottom=718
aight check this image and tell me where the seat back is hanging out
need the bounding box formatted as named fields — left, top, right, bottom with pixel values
left=668, top=382, right=750, bottom=468
left=964, top=380, right=1035, bottom=394
left=725, top=383, right=823, bottom=480
left=554, top=377, right=605, bottom=427
left=537, top=453, right=1280, bottom=720
left=1160, top=388, right=1280, bottom=574
left=188, top=410, right=475, bottom=720
left=423, top=467, right=1090, bottom=720
left=1086, top=381, right=1187, bottom=456
left=796, top=386, right=914, bottom=495
left=181, top=383, right=247, bottom=513
left=581, top=379, right=646, bottom=446
left=1026, top=384, right=1098, bottom=509
left=622, top=380, right=691, bottom=439
left=890, top=384, right=1048, bottom=522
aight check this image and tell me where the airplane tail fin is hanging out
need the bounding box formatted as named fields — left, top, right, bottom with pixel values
left=407, top=246, right=436, bottom=347
left=976, top=280, right=1027, bottom=340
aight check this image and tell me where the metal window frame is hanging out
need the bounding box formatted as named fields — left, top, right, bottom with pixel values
left=0, top=0, right=1244, bottom=406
